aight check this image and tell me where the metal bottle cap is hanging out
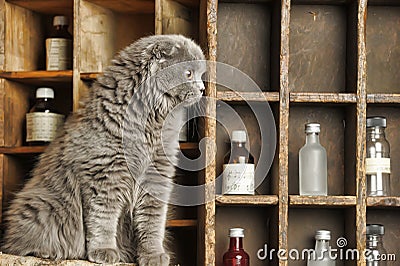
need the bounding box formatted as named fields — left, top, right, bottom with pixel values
left=366, top=224, right=384, bottom=235
left=53, top=16, right=69, bottom=26
left=36, top=87, right=54, bottom=99
left=315, top=230, right=331, bottom=240
left=232, top=130, right=247, bottom=143
left=229, top=228, right=245, bottom=238
left=366, top=117, right=386, bottom=128
left=305, top=123, right=321, bottom=133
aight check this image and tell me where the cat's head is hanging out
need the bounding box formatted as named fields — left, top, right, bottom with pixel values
left=138, top=35, right=206, bottom=108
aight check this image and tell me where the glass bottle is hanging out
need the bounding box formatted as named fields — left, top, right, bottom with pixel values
left=299, top=123, right=328, bottom=195
left=307, top=230, right=335, bottom=266
left=46, top=15, right=73, bottom=70
left=223, top=228, right=250, bottom=266
left=26, top=88, right=65, bottom=145
left=366, top=224, right=387, bottom=266
left=222, top=130, right=255, bottom=195
left=366, top=117, right=391, bottom=196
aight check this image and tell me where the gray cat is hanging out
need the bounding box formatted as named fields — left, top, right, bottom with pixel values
left=2, top=34, right=206, bottom=265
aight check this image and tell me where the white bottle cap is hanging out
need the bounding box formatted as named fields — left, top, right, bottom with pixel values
left=315, top=230, right=331, bottom=240
left=36, top=87, right=54, bottom=99
left=305, top=123, right=321, bottom=133
left=53, top=16, right=69, bottom=26
left=229, top=228, right=244, bottom=238
left=232, top=130, right=247, bottom=142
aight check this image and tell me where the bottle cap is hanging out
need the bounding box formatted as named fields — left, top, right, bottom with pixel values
left=53, top=16, right=69, bottom=26
left=366, top=117, right=386, bottom=128
left=231, top=130, right=247, bottom=143
left=366, top=224, right=384, bottom=235
left=305, top=123, right=321, bottom=133
left=315, top=230, right=331, bottom=240
left=36, top=87, right=54, bottom=99
left=229, top=228, right=245, bottom=238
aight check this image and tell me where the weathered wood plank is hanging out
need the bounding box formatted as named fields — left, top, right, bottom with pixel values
left=6, top=0, right=72, bottom=15
left=289, top=195, right=356, bottom=206
left=216, top=195, right=279, bottom=206
left=217, top=91, right=279, bottom=102
left=367, top=197, right=400, bottom=207
left=367, top=94, right=400, bottom=104
left=290, top=92, right=357, bottom=103
left=84, top=0, right=154, bottom=14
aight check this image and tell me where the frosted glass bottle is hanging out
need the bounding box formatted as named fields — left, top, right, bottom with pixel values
left=299, top=123, right=328, bottom=195
left=366, top=117, right=391, bottom=196
left=307, top=230, right=335, bottom=266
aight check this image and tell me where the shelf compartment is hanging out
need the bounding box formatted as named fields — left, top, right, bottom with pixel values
left=289, top=1, right=358, bottom=93
left=288, top=104, right=357, bottom=196
left=216, top=195, right=278, bottom=206
left=0, top=71, right=73, bottom=85
left=366, top=5, right=400, bottom=94
left=289, top=195, right=356, bottom=207
left=367, top=106, right=400, bottom=197
left=216, top=0, right=281, bottom=92
left=288, top=207, right=356, bottom=265
left=217, top=91, right=279, bottom=102
left=367, top=197, right=400, bottom=208
left=367, top=94, right=400, bottom=104
left=79, top=0, right=154, bottom=73
left=290, top=92, right=357, bottom=103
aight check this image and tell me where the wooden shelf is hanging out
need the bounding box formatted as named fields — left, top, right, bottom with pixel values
left=84, top=0, right=155, bottom=14
left=80, top=72, right=102, bottom=81
left=367, top=94, right=400, bottom=104
left=289, top=195, right=357, bottom=207
left=367, top=197, right=400, bottom=207
left=166, top=219, right=197, bottom=228
left=0, top=71, right=73, bottom=85
left=0, top=144, right=198, bottom=155
left=215, top=195, right=279, bottom=206
left=289, top=92, right=357, bottom=103
left=217, top=91, right=279, bottom=102
left=7, top=0, right=73, bottom=15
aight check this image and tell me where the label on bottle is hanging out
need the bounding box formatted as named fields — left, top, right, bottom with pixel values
left=46, top=38, right=72, bottom=70
left=222, top=163, right=254, bottom=195
left=26, top=112, right=65, bottom=142
left=366, top=158, right=391, bottom=174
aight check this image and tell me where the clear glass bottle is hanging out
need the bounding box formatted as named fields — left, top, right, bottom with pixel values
left=222, top=130, right=255, bottom=195
left=299, top=123, right=328, bottom=195
left=223, top=228, right=250, bottom=266
left=46, top=15, right=73, bottom=70
left=307, top=230, right=335, bottom=266
left=26, top=88, right=65, bottom=145
left=366, top=224, right=387, bottom=266
left=366, top=117, right=391, bottom=196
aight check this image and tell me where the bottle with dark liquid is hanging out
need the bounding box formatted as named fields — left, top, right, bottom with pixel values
left=223, top=228, right=250, bottom=266
left=26, top=88, right=64, bottom=145
left=222, top=130, right=255, bottom=195
left=46, top=15, right=73, bottom=70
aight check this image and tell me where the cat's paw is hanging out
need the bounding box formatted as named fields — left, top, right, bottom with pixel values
left=88, top=248, right=120, bottom=264
left=138, top=253, right=170, bottom=266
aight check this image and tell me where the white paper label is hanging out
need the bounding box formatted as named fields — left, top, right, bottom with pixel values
left=366, top=158, right=391, bottom=174
left=222, top=163, right=254, bottom=195
left=46, top=38, right=72, bottom=70
left=26, top=112, right=65, bottom=142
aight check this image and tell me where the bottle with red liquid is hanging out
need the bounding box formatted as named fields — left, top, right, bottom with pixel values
left=223, top=228, right=250, bottom=266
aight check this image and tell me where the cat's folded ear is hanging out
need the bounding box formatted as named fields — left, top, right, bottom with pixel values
left=151, top=42, right=181, bottom=63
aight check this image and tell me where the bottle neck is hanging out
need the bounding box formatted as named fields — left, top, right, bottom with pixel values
left=229, top=237, right=244, bottom=251
left=306, top=132, right=320, bottom=144
left=367, top=127, right=386, bottom=139
left=315, top=239, right=330, bottom=252
left=233, top=141, right=245, bottom=148
left=366, top=235, right=384, bottom=249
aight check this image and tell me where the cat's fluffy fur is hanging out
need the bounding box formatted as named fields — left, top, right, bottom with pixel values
left=2, top=35, right=205, bottom=265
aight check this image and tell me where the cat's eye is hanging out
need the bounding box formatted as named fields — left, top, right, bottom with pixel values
left=185, top=70, right=193, bottom=80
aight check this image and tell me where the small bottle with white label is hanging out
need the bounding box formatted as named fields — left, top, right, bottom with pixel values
left=222, top=130, right=255, bottom=195
left=26, top=88, right=65, bottom=145
left=46, top=16, right=72, bottom=70
left=366, top=117, right=391, bottom=196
